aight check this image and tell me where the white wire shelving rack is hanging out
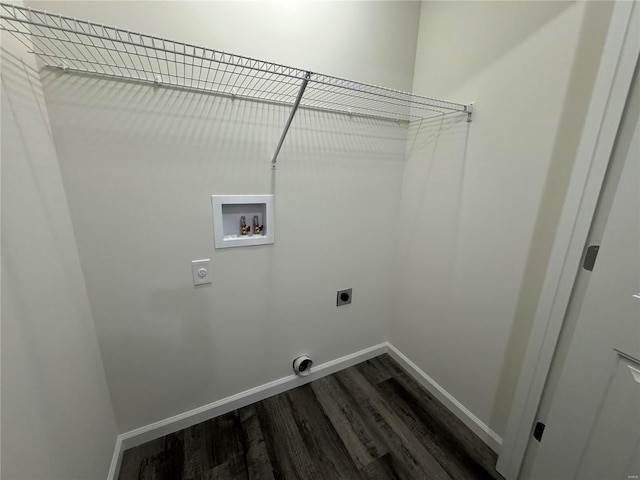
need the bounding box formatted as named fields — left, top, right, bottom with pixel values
left=0, top=2, right=474, bottom=168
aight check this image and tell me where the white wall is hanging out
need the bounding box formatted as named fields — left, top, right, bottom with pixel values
left=26, top=0, right=420, bottom=432
left=1, top=16, right=119, bottom=480
left=392, top=0, right=613, bottom=442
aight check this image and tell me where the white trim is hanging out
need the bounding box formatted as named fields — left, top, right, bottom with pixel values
left=496, top=2, right=639, bottom=478
left=107, top=436, right=123, bottom=480
left=106, top=343, right=387, bottom=480
left=386, top=343, right=502, bottom=453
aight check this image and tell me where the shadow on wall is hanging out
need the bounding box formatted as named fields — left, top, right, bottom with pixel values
left=2, top=46, right=117, bottom=477
left=38, top=67, right=286, bottom=157
left=395, top=111, right=471, bottom=307
left=406, top=112, right=469, bottom=159
left=2, top=49, right=58, bottom=230
left=38, top=67, right=410, bottom=164
left=1, top=47, right=67, bottom=467
left=403, top=110, right=470, bottom=241
left=1, top=49, right=91, bottom=306
left=291, top=107, right=409, bottom=162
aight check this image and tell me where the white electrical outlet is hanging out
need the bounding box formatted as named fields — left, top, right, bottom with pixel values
left=191, top=259, right=212, bottom=286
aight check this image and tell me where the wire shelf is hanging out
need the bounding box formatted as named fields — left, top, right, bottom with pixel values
left=0, top=2, right=472, bottom=123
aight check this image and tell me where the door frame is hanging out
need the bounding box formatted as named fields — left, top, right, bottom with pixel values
left=496, top=1, right=640, bottom=478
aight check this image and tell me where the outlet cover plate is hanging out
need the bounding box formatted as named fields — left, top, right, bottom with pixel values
left=337, top=288, right=352, bottom=306
left=192, top=259, right=212, bottom=286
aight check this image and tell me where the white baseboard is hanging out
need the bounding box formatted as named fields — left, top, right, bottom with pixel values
left=107, top=435, right=123, bottom=480
left=107, top=341, right=501, bottom=479
left=386, top=343, right=502, bottom=453
left=107, top=342, right=388, bottom=480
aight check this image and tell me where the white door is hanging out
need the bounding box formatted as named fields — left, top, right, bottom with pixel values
left=524, top=65, right=639, bottom=480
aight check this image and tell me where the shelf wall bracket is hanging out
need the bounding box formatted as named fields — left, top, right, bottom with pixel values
left=271, top=71, right=311, bottom=170
left=466, top=102, right=475, bottom=122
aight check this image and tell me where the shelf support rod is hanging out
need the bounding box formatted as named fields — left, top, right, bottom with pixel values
left=271, top=71, right=311, bottom=169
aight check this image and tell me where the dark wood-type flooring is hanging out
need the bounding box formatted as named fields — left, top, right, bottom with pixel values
left=118, top=354, right=504, bottom=480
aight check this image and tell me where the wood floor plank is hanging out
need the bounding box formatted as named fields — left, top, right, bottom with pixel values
left=255, top=392, right=318, bottom=480
left=238, top=404, right=276, bottom=480
left=361, top=454, right=402, bottom=480
left=311, top=374, right=389, bottom=466
left=335, top=368, right=452, bottom=480
left=377, top=376, right=497, bottom=479
left=310, top=378, right=376, bottom=469
left=119, top=436, right=168, bottom=480
left=355, top=356, right=395, bottom=385
left=181, top=418, right=215, bottom=479
left=212, top=411, right=249, bottom=479
left=137, top=433, right=185, bottom=480
left=370, top=353, right=406, bottom=378
left=285, top=385, right=363, bottom=479
left=377, top=355, right=501, bottom=477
